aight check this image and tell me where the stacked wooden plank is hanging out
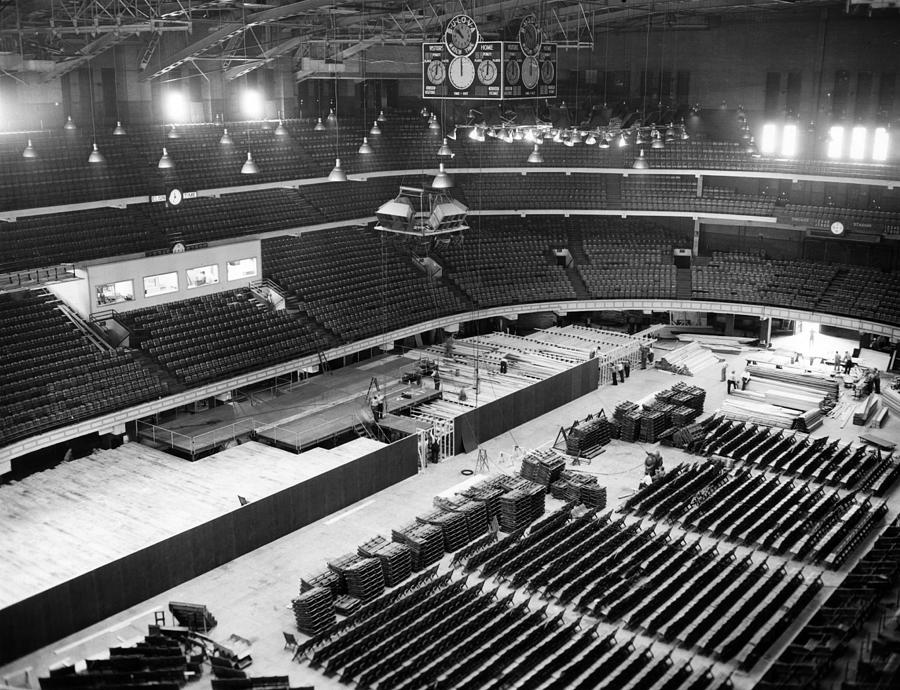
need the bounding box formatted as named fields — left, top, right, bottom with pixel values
left=640, top=409, right=668, bottom=442
left=721, top=398, right=799, bottom=429
left=746, top=364, right=840, bottom=396
left=459, top=482, right=505, bottom=523
left=882, top=386, right=900, bottom=415
left=793, top=408, right=824, bottom=433
left=292, top=587, right=335, bottom=636
left=853, top=394, right=878, bottom=426
left=300, top=568, right=343, bottom=596
left=655, top=341, right=720, bottom=376
left=445, top=499, right=489, bottom=538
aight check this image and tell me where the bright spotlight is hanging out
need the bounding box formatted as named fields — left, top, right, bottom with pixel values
left=163, top=91, right=189, bottom=122
left=873, top=127, right=889, bottom=162
left=849, top=126, right=866, bottom=161
left=760, top=123, right=778, bottom=154
left=241, top=89, right=264, bottom=120
left=781, top=123, right=797, bottom=157
left=827, top=126, right=844, bottom=159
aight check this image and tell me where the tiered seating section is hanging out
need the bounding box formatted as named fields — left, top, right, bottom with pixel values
left=432, top=219, right=576, bottom=307
left=262, top=227, right=470, bottom=341
left=455, top=173, right=606, bottom=210
left=692, top=251, right=900, bottom=323
left=0, top=289, right=167, bottom=446
left=579, top=222, right=681, bottom=299
left=117, top=289, right=334, bottom=386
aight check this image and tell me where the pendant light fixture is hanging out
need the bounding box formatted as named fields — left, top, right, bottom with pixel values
left=167, top=125, right=181, bottom=139
left=314, top=117, right=326, bottom=132
left=633, top=149, right=649, bottom=169
left=158, top=147, right=174, bottom=169
left=64, top=116, right=77, bottom=130
left=86, top=63, right=104, bottom=164
left=329, top=158, right=347, bottom=182
left=527, top=144, right=543, bottom=164
left=358, top=137, right=373, bottom=154
left=437, top=137, right=453, bottom=157
left=22, top=139, right=37, bottom=159
left=326, top=108, right=337, bottom=124
left=241, top=151, right=259, bottom=174
left=111, top=45, right=127, bottom=136
left=113, top=121, right=127, bottom=136
left=377, top=109, right=386, bottom=122
left=370, top=120, right=381, bottom=135
left=220, top=128, right=234, bottom=145
left=598, top=136, right=611, bottom=149
left=431, top=162, right=453, bottom=189
left=274, top=120, right=288, bottom=136
left=88, top=142, right=105, bottom=164
left=357, top=6, right=374, bottom=156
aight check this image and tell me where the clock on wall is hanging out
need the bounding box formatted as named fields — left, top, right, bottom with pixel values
left=426, top=59, right=446, bottom=85
left=505, top=59, right=521, bottom=86
left=477, top=59, right=498, bottom=86
left=830, top=221, right=845, bottom=236
left=167, top=188, right=183, bottom=206
left=540, top=59, right=556, bottom=85
left=444, top=14, right=479, bottom=57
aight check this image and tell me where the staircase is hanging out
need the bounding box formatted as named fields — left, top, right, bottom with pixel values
left=565, top=233, right=593, bottom=299
left=55, top=301, right=114, bottom=353
left=605, top=175, right=623, bottom=207
left=129, top=348, right=187, bottom=395
left=676, top=268, right=693, bottom=300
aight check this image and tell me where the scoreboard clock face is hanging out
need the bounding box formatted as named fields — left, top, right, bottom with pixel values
left=541, top=59, right=556, bottom=85
left=449, top=56, right=476, bottom=90
left=522, top=56, right=540, bottom=89
left=445, top=14, right=479, bottom=57
left=518, top=14, right=542, bottom=57
left=477, top=59, right=498, bottom=86
left=427, top=60, right=446, bottom=85
left=505, top=59, right=521, bottom=85
left=830, top=221, right=845, bottom=235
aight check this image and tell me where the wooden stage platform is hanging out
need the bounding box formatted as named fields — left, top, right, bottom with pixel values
left=138, top=354, right=439, bottom=456
left=0, top=434, right=419, bottom=664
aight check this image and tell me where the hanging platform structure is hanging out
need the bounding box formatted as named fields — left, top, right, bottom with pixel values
left=375, top=185, right=469, bottom=238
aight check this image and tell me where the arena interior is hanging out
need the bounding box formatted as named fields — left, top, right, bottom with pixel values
left=2, top=1, right=900, bottom=689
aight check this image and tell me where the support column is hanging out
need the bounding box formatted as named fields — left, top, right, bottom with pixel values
left=759, top=317, right=772, bottom=346
left=696, top=174, right=703, bottom=198
left=693, top=219, right=701, bottom=256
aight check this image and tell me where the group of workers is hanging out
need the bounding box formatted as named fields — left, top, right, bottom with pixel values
left=609, top=359, right=632, bottom=385
left=833, top=351, right=856, bottom=375
left=726, top=369, right=752, bottom=393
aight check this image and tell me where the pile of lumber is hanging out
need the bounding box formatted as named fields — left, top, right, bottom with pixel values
left=554, top=412, right=612, bottom=459
left=520, top=449, right=566, bottom=486
left=721, top=398, right=800, bottom=429
left=655, top=341, right=720, bottom=376
left=853, top=394, right=879, bottom=426
left=747, top=363, right=840, bottom=396
left=881, top=386, right=900, bottom=415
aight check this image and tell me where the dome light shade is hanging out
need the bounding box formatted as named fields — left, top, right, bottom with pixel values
left=64, top=116, right=76, bottom=130
left=358, top=137, right=374, bottom=154
left=22, top=139, right=37, bottom=159
left=635, top=130, right=646, bottom=145
left=633, top=149, right=649, bottom=169
left=468, top=126, right=485, bottom=142
left=88, top=142, right=105, bottom=164
left=329, top=157, right=347, bottom=182
left=651, top=136, right=665, bottom=149
left=527, top=144, right=543, bottom=163
left=665, top=124, right=676, bottom=141
left=377, top=110, right=387, bottom=122
left=618, top=132, right=629, bottom=147
left=598, top=137, right=610, bottom=149
left=241, top=151, right=259, bottom=174
left=274, top=120, right=288, bottom=136
left=113, top=121, right=127, bottom=136
left=314, top=117, right=326, bottom=132
left=584, top=133, right=597, bottom=145
left=326, top=108, right=337, bottom=123
left=157, top=147, right=174, bottom=169
left=370, top=120, right=381, bottom=135
left=167, top=125, right=180, bottom=139
left=569, top=130, right=583, bottom=145
left=428, top=117, right=441, bottom=132
left=437, top=137, right=453, bottom=156
left=220, top=128, right=234, bottom=145
left=431, top=162, right=453, bottom=189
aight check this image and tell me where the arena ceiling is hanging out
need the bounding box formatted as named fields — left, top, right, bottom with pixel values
left=0, top=1, right=846, bottom=82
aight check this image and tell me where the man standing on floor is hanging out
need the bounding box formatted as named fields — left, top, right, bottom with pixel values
left=727, top=369, right=737, bottom=393
left=833, top=351, right=841, bottom=373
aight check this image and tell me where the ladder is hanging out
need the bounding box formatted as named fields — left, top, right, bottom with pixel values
left=317, top=350, right=331, bottom=375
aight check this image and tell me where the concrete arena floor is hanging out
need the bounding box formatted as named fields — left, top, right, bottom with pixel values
left=3, top=330, right=899, bottom=690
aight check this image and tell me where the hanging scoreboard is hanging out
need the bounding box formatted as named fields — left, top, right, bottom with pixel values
left=423, top=14, right=556, bottom=101
left=423, top=41, right=502, bottom=100
left=502, top=42, right=557, bottom=99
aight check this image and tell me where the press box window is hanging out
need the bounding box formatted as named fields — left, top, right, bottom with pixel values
left=186, top=264, right=219, bottom=289
left=226, top=257, right=257, bottom=281
left=96, top=280, right=134, bottom=306
left=143, top=271, right=179, bottom=297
